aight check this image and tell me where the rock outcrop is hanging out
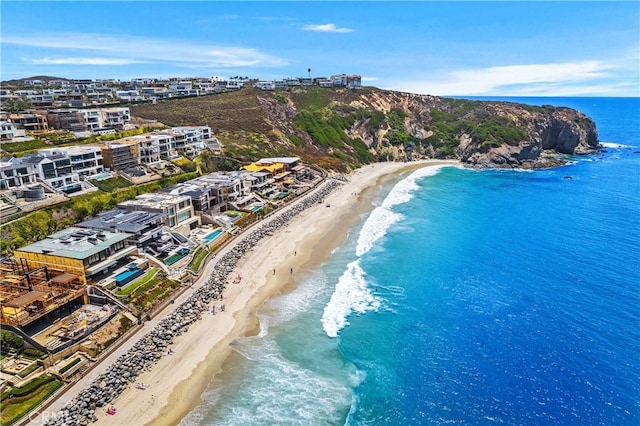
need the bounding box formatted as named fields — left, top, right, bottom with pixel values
left=132, top=87, right=599, bottom=170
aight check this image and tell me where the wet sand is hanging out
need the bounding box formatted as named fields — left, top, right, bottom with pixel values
left=88, top=161, right=457, bottom=426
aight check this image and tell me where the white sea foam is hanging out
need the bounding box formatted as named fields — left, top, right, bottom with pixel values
left=324, top=165, right=447, bottom=337
left=186, top=338, right=352, bottom=425
left=355, top=205, right=403, bottom=257
left=356, top=165, right=445, bottom=256
left=264, top=271, right=328, bottom=327
left=600, top=142, right=633, bottom=149
left=321, top=260, right=381, bottom=337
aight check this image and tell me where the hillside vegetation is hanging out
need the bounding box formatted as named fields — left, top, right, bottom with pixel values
left=131, top=86, right=599, bottom=171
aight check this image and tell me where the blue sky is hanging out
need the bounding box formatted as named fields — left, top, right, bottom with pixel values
left=1, top=1, right=638, bottom=96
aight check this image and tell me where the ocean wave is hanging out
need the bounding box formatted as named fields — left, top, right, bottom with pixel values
left=356, top=165, right=446, bottom=256
left=263, top=271, right=328, bottom=327
left=355, top=205, right=403, bottom=257
left=321, top=260, right=381, bottom=338
left=600, top=142, right=634, bottom=149
left=190, top=338, right=353, bottom=425
left=326, top=165, right=447, bottom=338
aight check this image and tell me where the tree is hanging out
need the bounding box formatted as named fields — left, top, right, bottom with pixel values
left=1, top=330, right=24, bottom=350
left=3, top=98, right=33, bottom=113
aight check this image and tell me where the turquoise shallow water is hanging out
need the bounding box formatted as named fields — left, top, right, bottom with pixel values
left=183, top=97, right=639, bottom=425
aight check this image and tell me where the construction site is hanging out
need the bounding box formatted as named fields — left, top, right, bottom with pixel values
left=0, top=258, right=120, bottom=353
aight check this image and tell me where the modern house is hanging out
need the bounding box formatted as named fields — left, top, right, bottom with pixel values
left=0, top=121, right=27, bottom=141
left=0, top=146, right=104, bottom=192
left=46, top=107, right=131, bottom=132
left=100, top=107, right=131, bottom=129
left=0, top=157, right=39, bottom=189
left=39, top=146, right=104, bottom=179
left=13, top=227, right=136, bottom=284
left=77, top=208, right=165, bottom=248
left=100, top=143, right=136, bottom=171
left=118, top=192, right=199, bottom=234
left=46, top=109, right=87, bottom=132
left=8, top=113, right=49, bottom=132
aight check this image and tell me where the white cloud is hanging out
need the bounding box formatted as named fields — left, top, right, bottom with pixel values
left=361, top=77, right=378, bottom=82
left=390, top=61, right=624, bottom=96
left=23, top=57, right=144, bottom=66
left=3, top=32, right=287, bottom=68
left=301, top=23, right=354, bottom=33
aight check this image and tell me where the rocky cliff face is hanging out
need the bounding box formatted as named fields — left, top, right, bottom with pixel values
left=132, top=87, right=599, bottom=171
left=258, top=88, right=599, bottom=169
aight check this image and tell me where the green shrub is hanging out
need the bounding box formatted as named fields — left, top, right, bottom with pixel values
left=0, top=374, right=57, bottom=400
left=288, top=135, right=305, bottom=147
left=1, top=331, right=24, bottom=350
left=58, top=357, right=81, bottom=374
left=16, top=363, right=39, bottom=378
left=20, top=349, right=44, bottom=360
left=0, top=139, right=48, bottom=154
left=0, top=378, right=63, bottom=426
left=275, top=93, right=289, bottom=104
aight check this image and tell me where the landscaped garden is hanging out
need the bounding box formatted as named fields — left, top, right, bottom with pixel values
left=0, top=374, right=63, bottom=426
left=187, top=246, right=210, bottom=272
left=123, top=271, right=182, bottom=311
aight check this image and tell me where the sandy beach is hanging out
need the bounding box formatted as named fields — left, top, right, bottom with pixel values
left=79, top=160, right=457, bottom=426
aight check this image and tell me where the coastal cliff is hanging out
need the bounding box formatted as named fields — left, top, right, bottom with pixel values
left=130, top=87, right=599, bottom=171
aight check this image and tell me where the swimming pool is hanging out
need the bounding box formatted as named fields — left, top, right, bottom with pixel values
left=90, top=172, right=112, bottom=181
left=204, top=229, right=223, bottom=243
left=115, top=265, right=144, bottom=287
left=165, top=252, right=188, bottom=265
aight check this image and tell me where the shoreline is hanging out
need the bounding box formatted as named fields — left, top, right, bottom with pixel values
left=64, top=160, right=458, bottom=426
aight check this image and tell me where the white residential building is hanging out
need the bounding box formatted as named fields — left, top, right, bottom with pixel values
left=254, top=81, right=276, bottom=90
left=0, top=146, right=104, bottom=190
left=39, top=146, right=105, bottom=179
left=100, top=107, right=130, bottom=129
left=0, top=121, right=27, bottom=141
left=118, top=192, right=199, bottom=231
left=115, top=90, right=142, bottom=102
left=82, top=109, right=102, bottom=131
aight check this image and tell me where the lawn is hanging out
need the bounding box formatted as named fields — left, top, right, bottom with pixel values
left=188, top=246, right=210, bottom=272
left=0, top=375, right=63, bottom=426
left=59, top=357, right=81, bottom=374
left=91, top=176, right=132, bottom=192
left=0, top=139, right=48, bottom=154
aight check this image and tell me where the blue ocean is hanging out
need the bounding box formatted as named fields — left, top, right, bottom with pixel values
left=183, top=97, right=640, bottom=425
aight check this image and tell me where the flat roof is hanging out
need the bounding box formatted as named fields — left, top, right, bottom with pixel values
left=14, top=227, right=129, bottom=260
left=118, top=192, right=191, bottom=209
left=77, top=208, right=165, bottom=234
